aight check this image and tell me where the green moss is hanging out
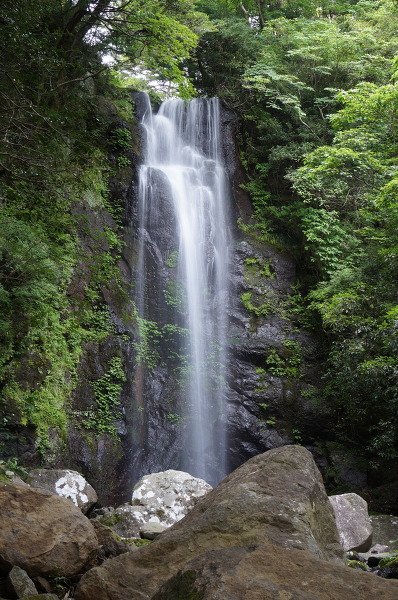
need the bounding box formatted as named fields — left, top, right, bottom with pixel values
left=165, top=413, right=183, bottom=425
left=152, top=570, right=204, bottom=600
left=379, top=556, right=398, bottom=567
left=254, top=342, right=302, bottom=380
left=244, top=256, right=275, bottom=279
left=131, top=538, right=152, bottom=547
left=347, top=560, right=368, bottom=571
left=241, top=291, right=273, bottom=318
left=99, top=513, right=122, bottom=527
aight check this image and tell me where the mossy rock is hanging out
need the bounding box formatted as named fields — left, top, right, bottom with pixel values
left=379, top=555, right=398, bottom=579
left=379, top=557, right=398, bottom=579
left=380, top=555, right=398, bottom=566
left=347, top=560, right=368, bottom=571
left=131, top=538, right=152, bottom=547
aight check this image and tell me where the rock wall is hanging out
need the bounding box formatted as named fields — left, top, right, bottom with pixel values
left=220, top=104, right=330, bottom=474
left=0, top=92, right=365, bottom=505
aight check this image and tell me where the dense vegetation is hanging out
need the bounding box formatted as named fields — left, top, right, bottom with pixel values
left=0, top=0, right=204, bottom=454
left=191, top=0, right=398, bottom=480
left=1, top=0, right=398, bottom=488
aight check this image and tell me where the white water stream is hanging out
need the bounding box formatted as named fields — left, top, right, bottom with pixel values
left=137, top=95, right=231, bottom=483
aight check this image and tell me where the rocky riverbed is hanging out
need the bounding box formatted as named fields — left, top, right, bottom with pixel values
left=1, top=446, right=398, bottom=599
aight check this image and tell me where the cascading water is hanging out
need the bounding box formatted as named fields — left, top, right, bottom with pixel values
left=136, top=94, right=231, bottom=484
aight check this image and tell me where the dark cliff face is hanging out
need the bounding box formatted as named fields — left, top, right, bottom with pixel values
left=218, top=104, right=328, bottom=474
left=111, top=97, right=329, bottom=491
left=0, top=93, right=360, bottom=505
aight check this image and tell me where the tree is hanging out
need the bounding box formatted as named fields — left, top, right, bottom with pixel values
left=0, top=0, right=204, bottom=178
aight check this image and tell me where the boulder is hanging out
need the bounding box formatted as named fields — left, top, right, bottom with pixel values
left=6, top=565, right=37, bottom=598
left=370, top=543, right=390, bottom=553
left=0, top=482, right=98, bottom=577
left=91, top=520, right=131, bottom=559
left=96, top=470, right=212, bottom=538
left=152, top=544, right=398, bottom=600
left=379, top=556, right=398, bottom=579
left=95, top=503, right=149, bottom=538
left=75, top=446, right=344, bottom=600
left=139, top=522, right=169, bottom=540
left=28, top=469, right=97, bottom=514
left=32, top=576, right=52, bottom=594
left=131, top=469, right=212, bottom=525
left=329, top=493, right=373, bottom=552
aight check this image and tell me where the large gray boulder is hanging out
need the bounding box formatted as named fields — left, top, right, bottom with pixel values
left=0, top=482, right=98, bottom=578
left=28, top=469, right=98, bottom=514
left=131, top=469, right=212, bottom=524
left=75, top=446, right=344, bottom=600
left=96, top=469, right=212, bottom=538
left=329, top=492, right=373, bottom=552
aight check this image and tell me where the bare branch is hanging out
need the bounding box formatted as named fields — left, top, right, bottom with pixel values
left=49, top=66, right=108, bottom=92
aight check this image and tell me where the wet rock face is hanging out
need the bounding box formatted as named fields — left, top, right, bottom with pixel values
left=125, top=98, right=327, bottom=488
left=225, top=236, right=326, bottom=473
left=63, top=95, right=328, bottom=500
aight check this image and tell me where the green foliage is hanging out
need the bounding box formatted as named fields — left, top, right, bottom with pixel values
left=134, top=315, right=162, bottom=369
left=165, top=413, right=184, bottom=425
left=110, top=128, right=132, bottom=152
left=292, top=428, right=302, bottom=444
left=0, top=208, right=81, bottom=448
left=187, top=0, right=398, bottom=471
left=241, top=291, right=272, bottom=318
left=117, top=156, right=131, bottom=168
left=0, top=457, right=28, bottom=480
left=81, top=357, right=126, bottom=437
left=255, top=341, right=302, bottom=380
left=187, top=17, right=262, bottom=101
left=163, top=280, right=185, bottom=310
left=165, top=251, right=179, bottom=268
left=0, top=73, right=129, bottom=455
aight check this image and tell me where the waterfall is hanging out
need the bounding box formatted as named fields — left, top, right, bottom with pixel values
left=136, top=94, right=231, bottom=484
